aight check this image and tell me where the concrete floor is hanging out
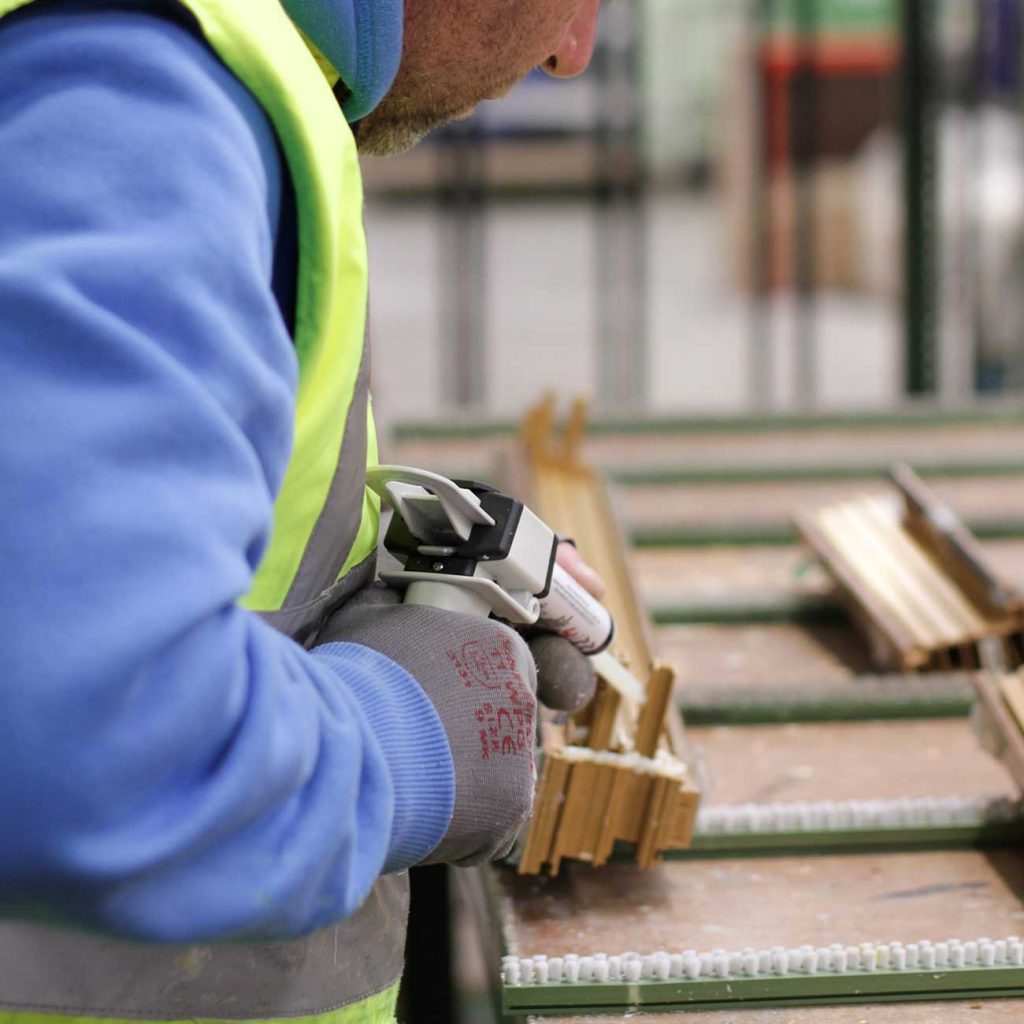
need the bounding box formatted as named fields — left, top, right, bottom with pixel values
left=364, top=193, right=901, bottom=429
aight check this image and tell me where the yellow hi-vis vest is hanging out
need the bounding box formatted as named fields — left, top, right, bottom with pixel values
left=0, top=1, right=402, bottom=1022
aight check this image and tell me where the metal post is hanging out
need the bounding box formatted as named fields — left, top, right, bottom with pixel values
left=902, top=0, right=939, bottom=395
left=594, top=0, right=648, bottom=412
left=439, top=121, right=488, bottom=410
left=792, top=0, right=818, bottom=406
left=750, top=0, right=775, bottom=408
left=967, top=0, right=989, bottom=394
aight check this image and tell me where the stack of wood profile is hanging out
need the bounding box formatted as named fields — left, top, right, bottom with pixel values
left=512, top=397, right=701, bottom=876
left=797, top=463, right=1024, bottom=673
left=973, top=669, right=1024, bottom=795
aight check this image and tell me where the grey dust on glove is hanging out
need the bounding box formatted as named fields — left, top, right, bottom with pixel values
left=318, top=585, right=538, bottom=867
left=525, top=633, right=596, bottom=713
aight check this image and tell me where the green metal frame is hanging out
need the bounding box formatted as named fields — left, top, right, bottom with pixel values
left=677, top=819, right=1024, bottom=858
left=382, top=462, right=1024, bottom=497
left=392, top=406, right=1024, bottom=442
left=597, top=797, right=1024, bottom=862
left=611, top=459, right=1024, bottom=486
left=651, top=594, right=842, bottom=625
left=504, top=965, right=1024, bottom=1016
left=678, top=675, right=974, bottom=725
left=633, top=517, right=1024, bottom=548
left=633, top=522, right=812, bottom=546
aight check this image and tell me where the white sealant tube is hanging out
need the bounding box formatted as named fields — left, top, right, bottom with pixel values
left=535, top=562, right=615, bottom=655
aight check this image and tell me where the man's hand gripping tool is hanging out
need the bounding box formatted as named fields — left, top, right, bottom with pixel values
left=366, top=466, right=614, bottom=655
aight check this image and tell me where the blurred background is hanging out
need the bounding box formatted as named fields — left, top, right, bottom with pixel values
left=375, top=7, right=1024, bottom=1021
left=360, top=0, right=1024, bottom=429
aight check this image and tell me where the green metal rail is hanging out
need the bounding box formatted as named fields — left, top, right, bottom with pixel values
left=504, top=963, right=1024, bottom=1016
left=678, top=674, right=975, bottom=725
left=633, top=517, right=1024, bottom=548
left=611, top=459, right=1024, bottom=486
left=651, top=593, right=843, bottom=625
left=392, top=405, right=1024, bottom=442
left=679, top=820, right=1024, bottom=858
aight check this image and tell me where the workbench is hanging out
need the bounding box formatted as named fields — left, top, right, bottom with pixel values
left=460, top=714, right=1022, bottom=1021
left=393, top=408, right=1024, bottom=1022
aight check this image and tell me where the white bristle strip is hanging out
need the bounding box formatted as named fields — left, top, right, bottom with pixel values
left=502, top=936, right=1024, bottom=985
left=502, top=956, right=521, bottom=986
left=694, top=794, right=1022, bottom=836
left=657, top=954, right=672, bottom=981
left=861, top=944, right=877, bottom=972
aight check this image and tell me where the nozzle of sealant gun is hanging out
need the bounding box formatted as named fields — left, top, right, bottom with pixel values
left=367, top=465, right=615, bottom=656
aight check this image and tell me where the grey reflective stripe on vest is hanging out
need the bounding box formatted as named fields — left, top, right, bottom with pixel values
left=0, top=330, right=404, bottom=1020
left=260, top=335, right=373, bottom=643
left=0, top=874, right=408, bottom=1020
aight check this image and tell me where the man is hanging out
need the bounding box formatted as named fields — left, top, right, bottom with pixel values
left=0, top=1, right=602, bottom=1023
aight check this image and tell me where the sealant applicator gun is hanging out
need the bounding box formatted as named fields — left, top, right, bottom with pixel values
left=366, top=466, right=615, bottom=656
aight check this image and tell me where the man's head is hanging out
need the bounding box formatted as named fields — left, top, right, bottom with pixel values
left=355, top=0, right=601, bottom=156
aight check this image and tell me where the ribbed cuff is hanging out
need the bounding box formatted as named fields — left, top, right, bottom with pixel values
left=312, top=642, right=455, bottom=871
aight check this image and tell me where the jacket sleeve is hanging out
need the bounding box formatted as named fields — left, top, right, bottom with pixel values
left=0, top=2, right=454, bottom=942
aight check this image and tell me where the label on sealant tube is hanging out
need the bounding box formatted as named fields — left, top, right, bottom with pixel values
left=536, top=563, right=615, bottom=656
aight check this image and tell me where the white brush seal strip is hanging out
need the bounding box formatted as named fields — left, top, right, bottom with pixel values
left=558, top=745, right=688, bottom=780
left=694, top=794, right=1022, bottom=836
left=503, top=935, right=1024, bottom=985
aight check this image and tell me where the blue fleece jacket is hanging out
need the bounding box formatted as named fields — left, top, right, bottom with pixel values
left=0, top=0, right=454, bottom=942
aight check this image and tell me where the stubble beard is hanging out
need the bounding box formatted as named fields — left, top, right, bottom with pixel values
left=354, top=63, right=524, bottom=157
left=354, top=101, right=476, bottom=157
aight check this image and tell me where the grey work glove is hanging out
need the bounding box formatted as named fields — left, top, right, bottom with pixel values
left=319, top=585, right=539, bottom=866
left=523, top=632, right=596, bottom=713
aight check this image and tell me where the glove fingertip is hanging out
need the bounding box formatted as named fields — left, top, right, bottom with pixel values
left=529, top=634, right=598, bottom=713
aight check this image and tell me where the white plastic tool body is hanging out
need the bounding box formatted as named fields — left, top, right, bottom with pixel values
left=366, top=465, right=614, bottom=654
left=367, top=465, right=554, bottom=625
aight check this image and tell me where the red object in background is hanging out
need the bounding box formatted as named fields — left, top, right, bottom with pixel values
left=761, top=34, right=900, bottom=170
